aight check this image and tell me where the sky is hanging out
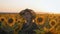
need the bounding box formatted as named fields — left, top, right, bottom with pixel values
left=0, top=0, right=60, bottom=13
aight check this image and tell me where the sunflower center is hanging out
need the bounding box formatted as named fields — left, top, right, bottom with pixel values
left=37, top=17, right=43, bottom=23
left=8, top=18, right=13, bottom=23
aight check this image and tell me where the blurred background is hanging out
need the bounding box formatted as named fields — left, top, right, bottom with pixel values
left=0, top=0, right=60, bottom=14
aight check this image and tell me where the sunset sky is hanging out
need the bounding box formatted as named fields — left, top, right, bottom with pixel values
left=0, top=0, right=60, bottom=13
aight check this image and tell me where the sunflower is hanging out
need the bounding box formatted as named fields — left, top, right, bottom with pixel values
left=35, top=14, right=47, bottom=25
left=0, top=16, right=7, bottom=26
left=44, top=26, right=58, bottom=34
left=0, top=16, right=7, bottom=28
left=6, top=16, right=15, bottom=27
left=0, top=15, right=15, bottom=32
left=54, top=23, right=60, bottom=34
left=49, top=19, right=57, bottom=27
left=50, top=28, right=58, bottom=34
left=0, top=16, right=6, bottom=22
left=48, top=14, right=56, bottom=19
left=56, top=14, right=60, bottom=23
left=44, top=27, right=58, bottom=34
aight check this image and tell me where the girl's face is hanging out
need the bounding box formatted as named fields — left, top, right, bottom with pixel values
left=23, top=12, right=32, bottom=20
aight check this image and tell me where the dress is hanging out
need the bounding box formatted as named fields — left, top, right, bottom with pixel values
left=18, top=22, right=38, bottom=34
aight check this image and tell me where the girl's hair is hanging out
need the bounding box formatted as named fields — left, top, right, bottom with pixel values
left=19, top=9, right=36, bottom=19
